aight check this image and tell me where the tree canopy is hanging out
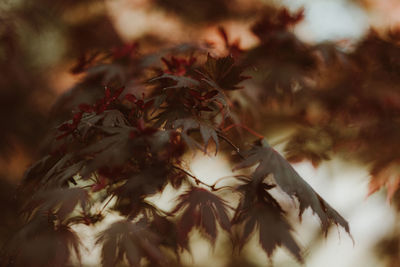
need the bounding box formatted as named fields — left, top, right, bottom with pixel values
left=1, top=0, right=400, bottom=266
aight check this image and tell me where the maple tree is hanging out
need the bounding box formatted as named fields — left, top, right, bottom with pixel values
left=2, top=0, right=400, bottom=266
left=3, top=51, right=350, bottom=265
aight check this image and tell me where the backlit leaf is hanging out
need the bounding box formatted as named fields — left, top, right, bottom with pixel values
left=96, top=219, right=167, bottom=267
left=172, top=187, right=231, bottom=249
left=234, top=139, right=350, bottom=235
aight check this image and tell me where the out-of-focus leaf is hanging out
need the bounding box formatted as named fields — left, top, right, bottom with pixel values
left=150, top=73, right=199, bottom=90
left=87, top=63, right=126, bottom=84
left=284, top=127, right=333, bottom=167
left=173, top=118, right=219, bottom=152
left=251, top=7, right=304, bottom=40
left=25, top=187, right=89, bottom=221
left=78, top=126, right=135, bottom=177
left=102, top=109, right=129, bottom=127
left=368, top=160, right=400, bottom=202
left=24, top=153, right=84, bottom=187
left=150, top=213, right=179, bottom=254
left=197, top=54, right=248, bottom=91
left=154, top=0, right=232, bottom=23
left=96, top=219, right=167, bottom=267
left=162, top=55, right=196, bottom=75
left=4, top=215, right=81, bottom=267
left=114, top=165, right=168, bottom=217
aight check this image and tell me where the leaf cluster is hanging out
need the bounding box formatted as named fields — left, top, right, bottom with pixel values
left=4, top=3, right=388, bottom=267
left=3, top=46, right=350, bottom=266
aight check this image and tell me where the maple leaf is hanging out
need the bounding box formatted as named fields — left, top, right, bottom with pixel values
left=78, top=126, right=135, bottom=177
left=217, top=26, right=245, bottom=59
left=152, top=108, right=189, bottom=129
left=186, top=88, right=220, bottom=112
left=148, top=130, right=177, bottom=153
left=113, top=165, right=168, bottom=217
left=57, top=111, right=84, bottom=140
left=161, top=56, right=196, bottom=75
left=56, top=90, right=128, bottom=141
left=112, top=42, right=137, bottom=60
left=173, top=117, right=219, bottom=152
left=233, top=178, right=302, bottom=262
left=96, top=87, right=125, bottom=113
left=25, top=153, right=85, bottom=187
left=166, top=168, right=186, bottom=189
left=243, top=31, right=315, bottom=100
left=172, top=187, right=231, bottom=249
left=25, top=187, right=89, bottom=221
left=96, top=219, right=167, bottom=267
left=278, top=8, right=305, bottom=27
left=197, top=54, right=248, bottom=91
left=23, top=155, right=60, bottom=185
left=154, top=0, right=231, bottom=23
left=284, top=128, right=333, bottom=168
left=4, top=214, right=81, bottom=267
left=234, top=139, right=350, bottom=235
left=75, top=112, right=104, bottom=138
left=149, top=73, right=199, bottom=90
left=70, top=51, right=101, bottom=74
left=86, top=63, right=127, bottom=84
left=368, top=160, right=400, bottom=202
left=150, top=213, right=179, bottom=254
left=101, top=109, right=130, bottom=127
left=251, top=7, right=304, bottom=41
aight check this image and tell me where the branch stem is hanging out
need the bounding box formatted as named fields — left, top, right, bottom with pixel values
left=217, top=133, right=245, bottom=159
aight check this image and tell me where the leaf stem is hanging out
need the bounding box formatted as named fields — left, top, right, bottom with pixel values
left=100, top=194, right=115, bottom=213
left=212, top=175, right=238, bottom=187
left=217, top=133, right=245, bottom=159
left=172, top=165, right=215, bottom=189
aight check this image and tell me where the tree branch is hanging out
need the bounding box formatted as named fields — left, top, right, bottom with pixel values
left=217, top=132, right=245, bottom=159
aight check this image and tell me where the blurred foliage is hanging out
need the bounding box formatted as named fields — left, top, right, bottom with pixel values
left=2, top=0, right=400, bottom=266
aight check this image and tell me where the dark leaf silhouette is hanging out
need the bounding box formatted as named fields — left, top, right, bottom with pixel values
left=150, top=213, right=179, bottom=254
left=96, top=219, right=167, bottom=267
left=173, top=118, right=219, bottom=152
left=197, top=54, right=249, bottom=91
left=172, top=187, right=231, bottom=249
left=4, top=215, right=81, bottom=267
left=154, top=0, right=232, bottom=23
left=102, top=110, right=130, bottom=127
left=150, top=73, right=200, bottom=90
left=25, top=187, right=89, bottom=221
left=4, top=6, right=369, bottom=264
left=233, top=178, right=302, bottom=262
left=78, top=126, right=135, bottom=177
left=251, top=7, right=304, bottom=40
left=113, top=165, right=168, bottom=217
left=234, top=139, right=350, bottom=235
left=23, top=153, right=85, bottom=188
left=162, top=55, right=196, bottom=75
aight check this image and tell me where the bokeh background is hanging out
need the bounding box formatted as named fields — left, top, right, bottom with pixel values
left=2, top=0, right=400, bottom=266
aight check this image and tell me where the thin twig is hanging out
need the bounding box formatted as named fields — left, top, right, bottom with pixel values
left=222, top=123, right=264, bottom=139
left=217, top=133, right=245, bottom=159
left=89, top=172, right=98, bottom=183
left=211, top=175, right=238, bottom=187
left=100, top=194, right=115, bottom=213
left=172, top=165, right=215, bottom=189
left=79, top=185, right=93, bottom=189
left=172, top=165, right=236, bottom=192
